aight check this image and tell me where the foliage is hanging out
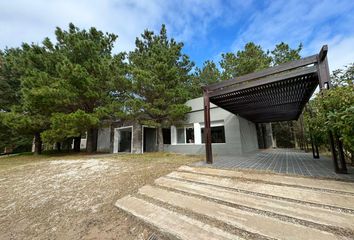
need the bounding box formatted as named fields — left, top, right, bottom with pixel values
left=324, top=64, right=353, bottom=151
left=41, top=110, right=99, bottom=143
left=128, top=25, right=194, bottom=126
left=39, top=24, right=128, bottom=148
left=305, top=64, right=354, bottom=159
left=191, top=60, right=221, bottom=98
left=0, top=23, right=128, bottom=153
left=220, top=42, right=272, bottom=80
left=0, top=48, right=23, bottom=111
left=0, top=49, right=34, bottom=152
left=304, top=98, right=328, bottom=147
left=271, top=42, right=302, bottom=65
left=0, top=43, right=58, bottom=153
left=0, top=113, right=33, bottom=152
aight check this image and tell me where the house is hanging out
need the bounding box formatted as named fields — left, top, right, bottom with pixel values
left=94, top=97, right=270, bottom=155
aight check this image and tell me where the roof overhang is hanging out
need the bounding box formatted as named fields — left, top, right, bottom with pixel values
left=203, top=46, right=330, bottom=123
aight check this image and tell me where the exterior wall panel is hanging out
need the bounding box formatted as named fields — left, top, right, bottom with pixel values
left=97, top=127, right=111, bottom=152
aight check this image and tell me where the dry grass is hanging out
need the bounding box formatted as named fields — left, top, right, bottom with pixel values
left=0, top=152, right=202, bottom=240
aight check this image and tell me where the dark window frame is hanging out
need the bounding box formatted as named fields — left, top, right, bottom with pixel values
left=201, top=126, right=226, bottom=143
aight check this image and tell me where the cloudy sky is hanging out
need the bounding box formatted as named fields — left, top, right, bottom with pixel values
left=1, top=0, right=353, bottom=71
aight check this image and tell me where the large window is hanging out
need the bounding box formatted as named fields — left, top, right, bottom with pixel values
left=176, top=126, right=194, bottom=144
left=163, top=128, right=171, bottom=144
left=186, top=127, right=194, bottom=143
left=177, top=128, right=185, bottom=144
left=201, top=126, right=226, bottom=143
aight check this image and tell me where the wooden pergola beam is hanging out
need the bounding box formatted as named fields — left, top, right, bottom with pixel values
left=208, top=66, right=317, bottom=98
left=205, top=54, right=318, bottom=92
left=202, top=45, right=348, bottom=173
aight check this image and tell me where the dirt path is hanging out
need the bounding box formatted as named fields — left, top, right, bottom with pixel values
left=0, top=153, right=201, bottom=240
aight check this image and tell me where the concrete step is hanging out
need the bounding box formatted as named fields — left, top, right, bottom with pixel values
left=155, top=177, right=354, bottom=231
left=179, top=166, right=354, bottom=194
left=115, top=195, right=243, bottom=240
left=139, top=185, right=339, bottom=240
left=167, top=171, right=354, bottom=211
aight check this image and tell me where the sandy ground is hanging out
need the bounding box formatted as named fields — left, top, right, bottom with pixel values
left=0, top=153, right=202, bottom=240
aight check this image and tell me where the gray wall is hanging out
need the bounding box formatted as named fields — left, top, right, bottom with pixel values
left=111, top=122, right=143, bottom=154
left=165, top=114, right=255, bottom=156
left=239, top=117, right=258, bottom=153
left=97, top=127, right=111, bottom=152
left=165, top=97, right=255, bottom=156
left=132, top=123, right=142, bottom=154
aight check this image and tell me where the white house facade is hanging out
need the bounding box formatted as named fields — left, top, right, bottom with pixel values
left=93, top=97, right=261, bottom=156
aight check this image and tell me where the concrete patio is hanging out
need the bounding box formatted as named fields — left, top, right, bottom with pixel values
left=195, top=148, right=354, bottom=181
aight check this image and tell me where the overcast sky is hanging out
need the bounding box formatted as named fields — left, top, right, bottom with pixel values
left=1, top=0, right=353, bottom=71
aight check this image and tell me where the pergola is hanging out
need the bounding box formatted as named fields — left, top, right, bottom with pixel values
left=202, top=45, right=347, bottom=173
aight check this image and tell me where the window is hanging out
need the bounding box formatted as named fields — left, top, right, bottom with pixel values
left=177, top=128, right=185, bottom=144
left=201, top=126, right=226, bottom=143
left=163, top=128, right=171, bottom=144
left=176, top=126, right=194, bottom=144
left=186, top=127, right=194, bottom=143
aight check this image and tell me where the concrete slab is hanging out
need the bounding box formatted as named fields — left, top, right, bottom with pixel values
left=139, top=185, right=339, bottom=240
left=115, top=164, right=354, bottom=239
left=115, top=195, right=242, bottom=240
left=155, top=177, right=354, bottom=231
left=179, top=166, right=354, bottom=194
left=168, top=171, right=354, bottom=211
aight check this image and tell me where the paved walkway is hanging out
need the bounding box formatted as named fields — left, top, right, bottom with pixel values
left=194, top=149, right=354, bottom=181
left=116, top=166, right=354, bottom=240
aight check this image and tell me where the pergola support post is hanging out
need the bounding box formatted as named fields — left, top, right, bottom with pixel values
left=203, top=89, right=213, bottom=164
left=316, top=45, right=346, bottom=173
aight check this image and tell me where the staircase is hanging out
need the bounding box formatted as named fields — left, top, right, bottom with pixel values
left=116, top=165, right=354, bottom=239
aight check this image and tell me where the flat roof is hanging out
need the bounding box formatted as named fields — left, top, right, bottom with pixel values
left=204, top=46, right=329, bottom=123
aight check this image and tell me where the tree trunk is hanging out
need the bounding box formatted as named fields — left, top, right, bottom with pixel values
left=315, top=144, right=319, bottom=158
left=335, top=134, right=347, bottom=173
left=34, top=132, right=42, bottom=155
left=73, top=136, right=81, bottom=152
left=56, top=142, right=61, bottom=152
left=157, top=127, right=164, bottom=152
left=291, top=122, right=297, bottom=149
left=86, top=128, right=98, bottom=153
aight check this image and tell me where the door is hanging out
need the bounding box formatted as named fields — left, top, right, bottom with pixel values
left=118, top=128, right=132, bottom=152
left=143, top=127, right=157, bottom=152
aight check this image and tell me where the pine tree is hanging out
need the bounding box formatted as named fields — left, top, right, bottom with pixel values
left=42, top=23, right=129, bottom=152
left=2, top=42, right=62, bottom=154
left=2, top=23, right=128, bottom=154
left=191, top=60, right=221, bottom=97
left=128, top=25, right=194, bottom=151
left=220, top=42, right=272, bottom=80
